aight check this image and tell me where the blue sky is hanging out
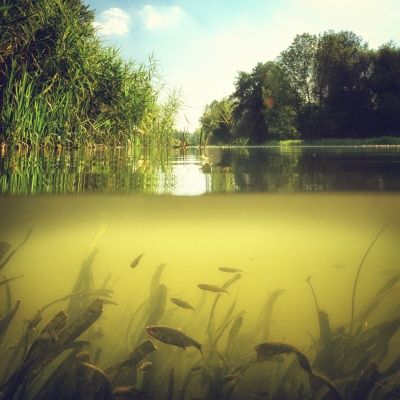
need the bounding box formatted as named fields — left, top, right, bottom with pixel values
left=86, top=0, right=400, bottom=131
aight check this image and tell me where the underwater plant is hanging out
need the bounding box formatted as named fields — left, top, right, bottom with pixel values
left=0, top=220, right=400, bottom=399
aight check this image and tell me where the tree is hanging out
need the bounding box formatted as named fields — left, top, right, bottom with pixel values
left=199, top=97, right=234, bottom=145
left=262, top=61, right=300, bottom=138
left=368, top=43, right=400, bottom=135
left=311, top=31, right=373, bottom=137
left=200, top=30, right=400, bottom=144
left=279, top=33, right=318, bottom=106
left=232, top=63, right=269, bottom=143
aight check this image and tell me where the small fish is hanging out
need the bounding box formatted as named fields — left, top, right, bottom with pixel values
left=198, top=284, right=227, bottom=293
left=223, top=373, right=239, bottom=381
left=130, top=253, right=144, bottom=268
left=76, top=351, right=92, bottom=363
left=190, top=365, right=204, bottom=372
left=254, top=342, right=312, bottom=374
left=138, top=361, right=153, bottom=372
left=170, top=297, right=195, bottom=310
left=79, top=362, right=108, bottom=378
left=146, top=325, right=202, bottom=354
left=219, top=267, right=244, bottom=273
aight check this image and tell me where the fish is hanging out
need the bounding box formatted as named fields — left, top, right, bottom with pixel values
left=219, top=267, right=244, bottom=273
left=130, top=253, right=144, bottom=268
left=223, top=373, right=239, bottom=381
left=254, top=342, right=312, bottom=374
left=76, top=351, right=92, bottom=363
left=170, top=297, right=195, bottom=310
left=138, top=361, right=153, bottom=372
left=146, top=325, right=202, bottom=354
left=198, top=284, right=227, bottom=293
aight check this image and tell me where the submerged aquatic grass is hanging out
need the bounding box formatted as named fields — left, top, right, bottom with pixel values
left=0, top=194, right=399, bottom=399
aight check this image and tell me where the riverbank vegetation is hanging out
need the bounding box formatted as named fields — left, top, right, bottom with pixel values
left=199, top=31, right=400, bottom=145
left=0, top=0, right=180, bottom=149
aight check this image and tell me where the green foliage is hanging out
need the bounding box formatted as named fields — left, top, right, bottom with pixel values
left=368, top=42, right=400, bottom=135
left=0, top=0, right=179, bottom=147
left=313, top=31, right=369, bottom=106
left=199, top=97, right=234, bottom=145
left=279, top=33, right=318, bottom=105
left=262, top=62, right=300, bottom=139
left=232, top=63, right=269, bottom=144
left=200, top=30, right=400, bottom=144
left=307, top=31, right=373, bottom=138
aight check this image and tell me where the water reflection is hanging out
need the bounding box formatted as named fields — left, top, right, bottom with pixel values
left=0, top=146, right=399, bottom=195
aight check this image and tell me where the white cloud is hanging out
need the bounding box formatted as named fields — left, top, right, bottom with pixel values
left=94, top=8, right=130, bottom=36
left=141, top=5, right=183, bottom=30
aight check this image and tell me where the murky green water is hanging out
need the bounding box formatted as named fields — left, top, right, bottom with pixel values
left=1, top=147, right=400, bottom=399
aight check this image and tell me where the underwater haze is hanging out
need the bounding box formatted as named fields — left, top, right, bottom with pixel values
left=1, top=179, right=400, bottom=399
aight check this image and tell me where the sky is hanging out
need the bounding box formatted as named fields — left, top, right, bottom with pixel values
left=86, top=0, right=400, bottom=131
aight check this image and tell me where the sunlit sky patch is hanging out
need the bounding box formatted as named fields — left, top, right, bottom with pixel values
left=86, top=0, right=400, bottom=131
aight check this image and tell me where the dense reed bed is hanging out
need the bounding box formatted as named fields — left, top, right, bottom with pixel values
left=0, top=0, right=180, bottom=149
left=0, top=219, right=400, bottom=399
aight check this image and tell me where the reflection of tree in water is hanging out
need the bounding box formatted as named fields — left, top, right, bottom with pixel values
left=2, top=147, right=400, bottom=194
left=206, top=147, right=400, bottom=193
left=222, top=147, right=304, bottom=192
left=296, top=149, right=400, bottom=191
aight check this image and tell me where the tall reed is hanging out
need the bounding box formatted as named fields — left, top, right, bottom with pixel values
left=0, top=0, right=179, bottom=148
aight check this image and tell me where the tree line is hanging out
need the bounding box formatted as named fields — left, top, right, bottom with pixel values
left=198, top=31, right=400, bottom=144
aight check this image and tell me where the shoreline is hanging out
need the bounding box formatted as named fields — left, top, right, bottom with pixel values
left=2, top=137, right=400, bottom=153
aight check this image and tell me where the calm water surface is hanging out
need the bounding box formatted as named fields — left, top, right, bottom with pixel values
left=1, top=146, right=400, bottom=195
